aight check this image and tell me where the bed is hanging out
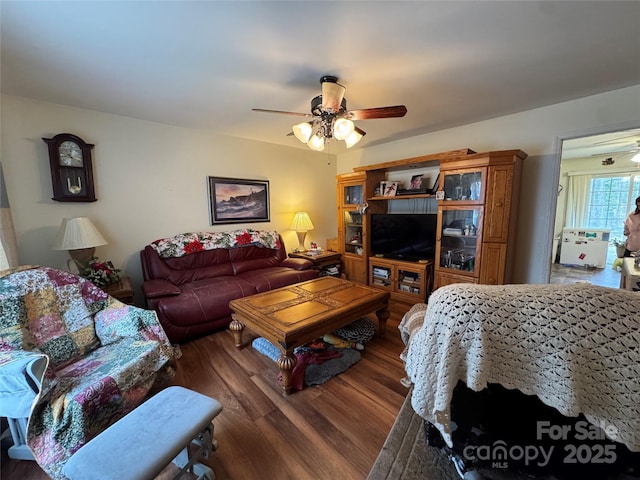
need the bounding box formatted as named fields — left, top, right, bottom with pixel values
left=400, top=283, right=640, bottom=478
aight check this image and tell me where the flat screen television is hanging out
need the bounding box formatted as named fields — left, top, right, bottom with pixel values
left=370, top=214, right=437, bottom=262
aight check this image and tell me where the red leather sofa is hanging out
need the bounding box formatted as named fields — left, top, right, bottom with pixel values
left=140, top=233, right=318, bottom=343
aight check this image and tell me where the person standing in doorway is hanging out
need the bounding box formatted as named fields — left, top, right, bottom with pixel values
left=623, top=195, right=640, bottom=256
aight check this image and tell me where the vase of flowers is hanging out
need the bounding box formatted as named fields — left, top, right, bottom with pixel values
left=81, top=257, right=121, bottom=287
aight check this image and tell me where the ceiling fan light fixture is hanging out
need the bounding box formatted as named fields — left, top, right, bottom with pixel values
left=631, top=152, right=640, bottom=163
left=255, top=75, right=406, bottom=152
left=292, top=122, right=313, bottom=143
left=345, top=128, right=365, bottom=148
left=307, top=133, right=325, bottom=151
left=333, top=118, right=355, bottom=140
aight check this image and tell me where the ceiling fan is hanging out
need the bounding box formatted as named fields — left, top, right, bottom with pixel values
left=590, top=140, right=640, bottom=162
left=252, top=75, right=407, bottom=151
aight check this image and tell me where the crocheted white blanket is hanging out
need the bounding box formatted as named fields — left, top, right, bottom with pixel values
left=401, top=283, right=640, bottom=452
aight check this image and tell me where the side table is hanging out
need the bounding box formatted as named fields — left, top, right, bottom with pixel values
left=620, top=257, right=640, bottom=292
left=103, top=276, right=134, bottom=304
left=288, top=251, right=342, bottom=277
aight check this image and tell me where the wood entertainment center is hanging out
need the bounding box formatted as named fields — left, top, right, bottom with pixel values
left=337, top=148, right=527, bottom=301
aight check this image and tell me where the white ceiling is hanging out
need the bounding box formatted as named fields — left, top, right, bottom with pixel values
left=2, top=1, right=639, bottom=154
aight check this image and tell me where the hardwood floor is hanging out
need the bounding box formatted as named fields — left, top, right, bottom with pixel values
left=1, top=300, right=412, bottom=480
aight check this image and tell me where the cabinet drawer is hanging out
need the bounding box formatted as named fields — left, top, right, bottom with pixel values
left=434, top=271, right=478, bottom=290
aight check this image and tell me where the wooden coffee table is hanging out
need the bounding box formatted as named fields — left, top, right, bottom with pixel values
left=229, top=277, right=390, bottom=396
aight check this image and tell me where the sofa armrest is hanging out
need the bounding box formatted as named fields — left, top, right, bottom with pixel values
left=141, top=279, right=181, bottom=298
left=281, top=257, right=314, bottom=270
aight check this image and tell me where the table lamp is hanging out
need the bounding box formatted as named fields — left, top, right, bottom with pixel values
left=52, top=217, right=107, bottom=270
left=290, top=212, right=314, bottom=252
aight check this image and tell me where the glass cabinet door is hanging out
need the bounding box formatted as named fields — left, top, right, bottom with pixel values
left=438, top=207, right=483, bottom=275
left=370, top=263, right=392, bottom=288
left=442, top=168, right=485, bottom=202
left=343, top=183, right=363, bottom=206
left=397, top=267, right=423, bottom=296
left=343, top=211, right=364, bottom=255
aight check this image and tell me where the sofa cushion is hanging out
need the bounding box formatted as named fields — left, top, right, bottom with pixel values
left=163, top=249, right=234, bottom=285
left=229, top=243, right=285, bottom=274
left=154, top=277, right=256, bottom=327
left=238, top=267, right=318, bottom=293
left=141, top=246, right=235, bottom=286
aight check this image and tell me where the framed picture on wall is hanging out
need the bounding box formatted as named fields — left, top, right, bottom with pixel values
left=207, top=176, right=270, bottom=224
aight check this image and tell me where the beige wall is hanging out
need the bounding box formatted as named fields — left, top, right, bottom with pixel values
left=336, top=85, right=640, bottom=284
left=1, top=95, right=338, bottom=302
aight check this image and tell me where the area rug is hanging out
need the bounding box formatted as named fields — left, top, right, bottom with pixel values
left=367, top=392, right=460, bottom=480
left=366, top=394, right=549, bottom=480
left=251, top=337, right=361, bottom=389
left=251, top=317, right=375, bottom=390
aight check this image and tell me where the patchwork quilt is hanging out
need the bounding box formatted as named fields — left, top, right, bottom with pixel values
left=0, top=266, right=176, bottom=479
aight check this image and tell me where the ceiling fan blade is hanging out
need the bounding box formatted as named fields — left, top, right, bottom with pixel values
left=590, top=148, right=638, bottom=156
left=347, top=105, right=407, bottom=120
left=321, top=81, right=346, bottom=112
left=593, top=134, right=640, bottom=146
left=252, top=108, right=312, bottom=117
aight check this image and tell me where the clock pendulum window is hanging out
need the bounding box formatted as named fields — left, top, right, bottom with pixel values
left=43, top=133, right=97, bottom=202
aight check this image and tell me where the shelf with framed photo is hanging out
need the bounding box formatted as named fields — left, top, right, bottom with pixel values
left=368, top=174, right=439, bottom=201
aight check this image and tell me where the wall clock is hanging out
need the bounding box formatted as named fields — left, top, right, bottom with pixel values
left=43, top=133, right=97, bottom=202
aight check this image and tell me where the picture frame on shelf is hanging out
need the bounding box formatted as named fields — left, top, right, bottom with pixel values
left=208, top=176, right=270, bottom=224
left=382, top=181, right=399, bottom=197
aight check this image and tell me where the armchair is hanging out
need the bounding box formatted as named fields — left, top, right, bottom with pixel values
left=0, top=266, right=176, bottom=480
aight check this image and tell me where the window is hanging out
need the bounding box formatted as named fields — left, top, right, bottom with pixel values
left=588, top=174, right=640, bottom=238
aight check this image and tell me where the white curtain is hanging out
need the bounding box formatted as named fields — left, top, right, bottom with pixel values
left=564, top=173, right=592, bottom=228
left=0, top=162, right=19, bottom=270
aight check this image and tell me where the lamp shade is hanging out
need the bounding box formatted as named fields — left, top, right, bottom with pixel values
left=52, top=217, right=107, bottom=250
left=333, top=118, right=355, bottom=140
left=290, top=212, right=314, bottom=232
left=345, top=127, right=366, bottom=148
left=292, top=122, right=313, bottom=143
left=307, top=134, right=325, bottom=151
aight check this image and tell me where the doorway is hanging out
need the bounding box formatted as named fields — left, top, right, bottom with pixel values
left=550, top=127, right=640, bottom=288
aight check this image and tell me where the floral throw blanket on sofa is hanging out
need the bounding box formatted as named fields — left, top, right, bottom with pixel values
left=0, top=266, right=176, bottom=479
left=150, top=229, right=281, bottom=258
